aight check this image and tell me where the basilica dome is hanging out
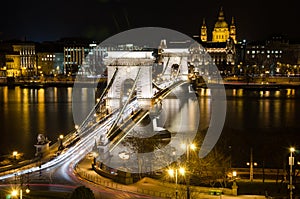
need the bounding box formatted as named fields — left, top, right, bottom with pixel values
left=214, top=20, right=228, bottom=29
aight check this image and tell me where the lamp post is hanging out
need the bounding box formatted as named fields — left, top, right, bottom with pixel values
left=232, top=171, right=238, bottom=196
left=289, top=147, right=295, bottom=199
left=246, top=148, right=257, bottom=182
left=11, top=174, right=30, bottom=199
left=58, top=134, right=64, bottom=151
left=12, top=151, right=18, bottom=161
left=181, top=142, right=196, bottom=199
left=168, top=167, right=185, bottom=199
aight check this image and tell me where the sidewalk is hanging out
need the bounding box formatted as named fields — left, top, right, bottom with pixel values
left=75, top=157, right=266, bottom=199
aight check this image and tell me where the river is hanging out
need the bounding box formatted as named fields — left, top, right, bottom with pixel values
left=1, top=85, right=300, bottom=168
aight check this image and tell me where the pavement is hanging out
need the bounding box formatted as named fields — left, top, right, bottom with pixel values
left=75, top=156, right=267, bottom=199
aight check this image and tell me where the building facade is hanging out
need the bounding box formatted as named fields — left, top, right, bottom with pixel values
left=12, top=44, right=36, bottom=76
left=37, top=52, right=64, bottom=75
left=245, top=35, right=300, bottom=76
left=195, top=7, right=238, bottom=74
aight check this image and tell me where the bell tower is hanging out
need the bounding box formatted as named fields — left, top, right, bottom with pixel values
left=230, top=17, right=237, bottom=43
left=200, top=18, right=207, bottom=42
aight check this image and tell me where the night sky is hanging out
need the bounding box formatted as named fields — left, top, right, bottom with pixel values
left=0, top=0, right=299, bottom=43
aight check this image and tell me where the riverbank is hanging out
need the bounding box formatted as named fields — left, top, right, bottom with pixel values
left=0, top=78, right=107, bottom=88
left=2, top=79, right=300, bottom=90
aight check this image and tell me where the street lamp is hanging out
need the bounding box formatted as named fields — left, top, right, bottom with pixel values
left=12, top=151, right=18, bottom=160
left=247, top=148, right=257, bottom=182
left=58, top=134, right=64, bottom=151
left=181, top=142, right=196, bottom=199
left=11, top=187, right=30, bottom=199
left=232, top=171, right=238, bottom=196
left=168, top=167, right=185, bottom=199
left=289, top=147, right=295, bottom=199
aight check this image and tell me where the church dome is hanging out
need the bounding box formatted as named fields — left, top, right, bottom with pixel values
left=214, top=7, right=228, bottom=28
left=214, top=20, right=228, bottom=28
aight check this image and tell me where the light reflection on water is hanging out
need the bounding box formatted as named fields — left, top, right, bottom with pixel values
left=0, top=86, right=300, bottom=168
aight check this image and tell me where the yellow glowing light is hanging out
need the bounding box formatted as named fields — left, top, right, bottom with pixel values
left=179, top=167, right=185, bottom=175
left=13, top=151, right=18, bottom=157
left=25, top=188, right=30, bottom=194
left=232, top=171, right=237, bottom=177
left=168, top=169, right=174, bottom=177
left=290, top=147, right=295, bottom=153
left=190, top=143, right=196, bottom=150
left=59, top=134, right=64, bottom=139
left=11, top=189, right=18, bottom=196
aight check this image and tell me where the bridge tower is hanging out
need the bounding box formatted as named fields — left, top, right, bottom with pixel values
left=157, top=40, right=190, bottom=81
left=104, top=51, right=155, bottom=111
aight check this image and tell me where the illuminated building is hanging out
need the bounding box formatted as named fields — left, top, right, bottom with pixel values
left=4, top=53, right=20, bottom=77
left=200, top=7, right=237, bottom=44
left=37, top=52, right=64, bottom=76
left=245, top=35, right=300, bottom=76
left=64, top=46, right=87, bottom=75
left=195, top=7, right=237, bottom=74
left=12, top=44, right=36, bottom=76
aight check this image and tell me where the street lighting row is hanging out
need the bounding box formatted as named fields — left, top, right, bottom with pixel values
left=167, top=142, right=196, bottom=199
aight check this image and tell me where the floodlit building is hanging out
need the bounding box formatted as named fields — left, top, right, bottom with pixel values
left=12, top=43, right=36, bottom=76
left=194, top=7, right=237, bottom=74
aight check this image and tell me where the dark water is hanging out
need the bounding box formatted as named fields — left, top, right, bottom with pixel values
left=0, top=86, right=75, bottom=159
left=1, top=86, right=300, bottom=168
left=223, top=88, right=300, bottom=168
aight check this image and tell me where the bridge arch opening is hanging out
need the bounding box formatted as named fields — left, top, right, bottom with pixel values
left=120, top=78, right=136, bottom=105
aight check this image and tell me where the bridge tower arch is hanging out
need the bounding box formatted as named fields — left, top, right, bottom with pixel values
left=105, top=52, right=154, bottom=110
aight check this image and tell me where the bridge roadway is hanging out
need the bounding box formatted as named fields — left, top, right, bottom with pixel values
left=0, top=79, right=188, bottom=198
left=0, top=100, right=144, bottom=198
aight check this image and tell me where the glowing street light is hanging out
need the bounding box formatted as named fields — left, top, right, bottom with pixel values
left=58, top=134, right=64, bottom=151
left=168, top=167, right=185, bottom=199
left=25, top=187, right=30, bottom=194
left=12, top=151, right=18, bottom=160
left=181, top=142, right=196, bottom=199
left=11, top=189, right=18, bottom=197
left=289, top=147, right=295, bottom=199
left=232, top=171, right=237, bottom=178
left=11, top=187, right=30, bottom=199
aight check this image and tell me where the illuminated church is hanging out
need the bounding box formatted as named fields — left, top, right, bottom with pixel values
left=195, top=7, right=237, bottom=74
left=200, top=7, right=236, bottom=44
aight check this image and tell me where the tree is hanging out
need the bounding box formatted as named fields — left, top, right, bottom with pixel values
left=188, top=128, right=231, bottom=188
left=70, top=186, right=95, bottom=199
